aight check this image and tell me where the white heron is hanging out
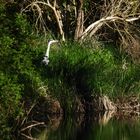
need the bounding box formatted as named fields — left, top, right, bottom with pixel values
left=42, top=40, right=59, bottom=65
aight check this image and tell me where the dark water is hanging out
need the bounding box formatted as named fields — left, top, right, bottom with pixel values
left=21, top=112, right=140, bottom=140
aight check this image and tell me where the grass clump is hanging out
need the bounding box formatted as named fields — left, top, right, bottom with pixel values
left=41, top=41, right=140, bottom=112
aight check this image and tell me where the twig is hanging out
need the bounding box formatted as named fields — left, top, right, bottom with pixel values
left=20, top=102, right=36, bottom=127
left=21, top=133, right=35, bottom=140
left=21, top=0, right=65, bottom=41
left=20, top=122, right=45, bottom=132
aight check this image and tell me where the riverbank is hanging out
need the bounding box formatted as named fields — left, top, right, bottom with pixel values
left=1, top=39, right=140, bottom=139
left=16, top=95, right=140, bottom=139
left=15, top=94, right=140, bottom=133
left=22, top=94, right=140, bottom=117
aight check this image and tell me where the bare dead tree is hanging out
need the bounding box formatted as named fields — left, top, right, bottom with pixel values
left=79, top=0, right=140, bottom=59
left=22, top=0, right=65, bottom=41
left=21, top=0, right=140, bottom=59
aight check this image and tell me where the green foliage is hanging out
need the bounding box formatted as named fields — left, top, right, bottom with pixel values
left=0, top=72, right=22, bottom=139
left=45, top=41, right=140, bottom=99
left=0, top=2, right=47, bottom=138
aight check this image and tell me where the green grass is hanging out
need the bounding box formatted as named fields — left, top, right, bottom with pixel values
left=35, top=41, right=140, bottom=113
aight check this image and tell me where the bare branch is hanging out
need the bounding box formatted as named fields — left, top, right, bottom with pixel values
left=126, top=15, right=140, bottom=22
left=34, top=1, right=65, bottom=41
left=21, top=133, right=34, bottom=140
left=80, top=15, right=140, bottom=40
left=20, top=122, right=44, bottom=132
left=22, top=0, right=65, bottom=41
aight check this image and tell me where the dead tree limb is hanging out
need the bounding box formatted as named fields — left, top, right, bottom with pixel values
left=22, top=0, right=65, bottom=41
left=80, top=16, right=140, bottom=40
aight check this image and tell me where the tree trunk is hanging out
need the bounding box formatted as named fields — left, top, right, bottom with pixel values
left=74, top=0, right=84, bottom=40
left=65, top=0, right=71, bottom=38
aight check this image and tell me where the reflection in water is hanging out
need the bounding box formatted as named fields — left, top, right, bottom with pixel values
left=23, top=112, right=140, bottom=140
left=98, top=111, right=115, bottom=125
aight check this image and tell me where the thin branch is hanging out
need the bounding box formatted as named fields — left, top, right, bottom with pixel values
left=34, top=1, right=65, bottom=41
left=20, top=102, right=36, bottom=127
left=126, top=15, right=140, bottom=22
left=22, top=0, right=65, bottom=41
left=20, top=122, right=45, bottom=132
left=21, top=133, right=34, bottom=140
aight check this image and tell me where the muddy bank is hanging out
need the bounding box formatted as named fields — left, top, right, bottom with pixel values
left=68, top=95, right=140, bottom=113
left=24, top=94, right=140, bottom=119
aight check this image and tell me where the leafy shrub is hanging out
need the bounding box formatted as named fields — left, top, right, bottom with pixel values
left=0, top=2, right=47, bottom=138
left=45, top=41, right=140, bottom=99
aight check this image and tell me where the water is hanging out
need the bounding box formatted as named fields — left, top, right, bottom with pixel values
left=20, top=112, right=140, bottom=140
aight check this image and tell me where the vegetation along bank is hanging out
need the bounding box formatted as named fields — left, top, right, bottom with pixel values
left=0, top=0, right=140, bottom=139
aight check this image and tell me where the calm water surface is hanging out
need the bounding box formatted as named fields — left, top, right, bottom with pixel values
left=21, top=112, right=140, bottom=140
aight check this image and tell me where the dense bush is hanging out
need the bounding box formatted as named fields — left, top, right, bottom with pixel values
left=0, top=2, right=46, bottom=137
